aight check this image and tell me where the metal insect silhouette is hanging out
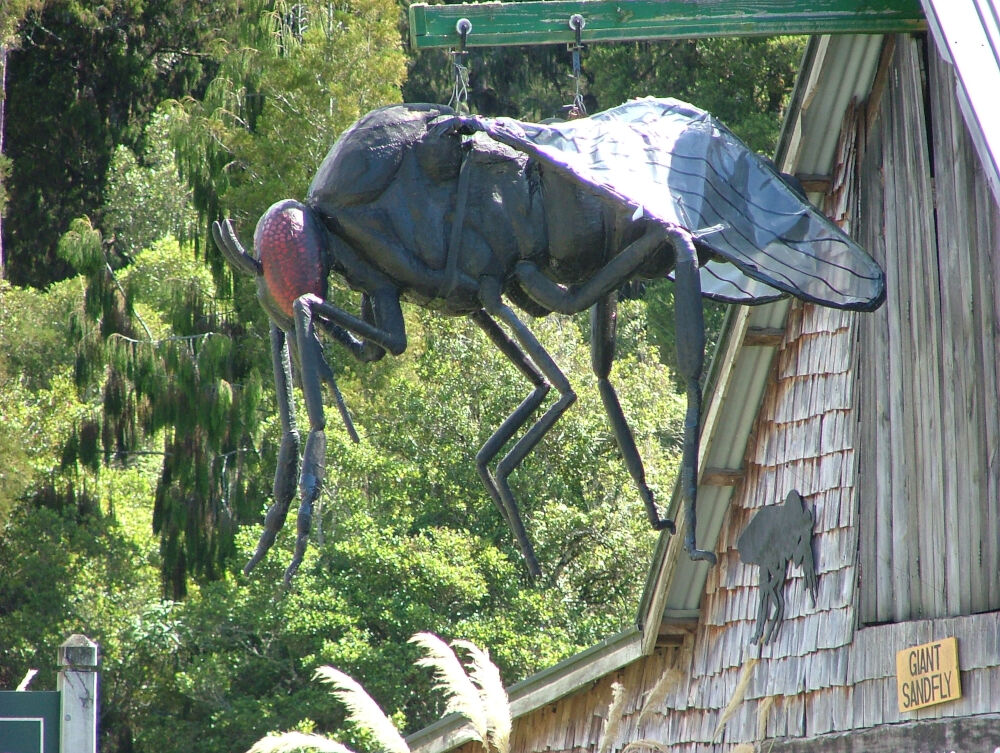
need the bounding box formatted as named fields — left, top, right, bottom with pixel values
left=213, top=98, right=885, bottom=584
left=737, top=490, right=819, bottom=644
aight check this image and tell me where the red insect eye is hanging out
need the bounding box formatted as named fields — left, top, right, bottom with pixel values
left=254, top=200, right=327, bottom=317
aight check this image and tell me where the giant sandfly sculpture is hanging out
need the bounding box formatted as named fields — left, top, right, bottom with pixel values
left=213, top=98, right=885, bottom=583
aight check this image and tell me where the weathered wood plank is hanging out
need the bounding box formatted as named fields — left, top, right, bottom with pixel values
left=855, top=83, right=892, bottom=624
left=928, top=48, right=977, bottom=616
left=768, top=711, right=1000, bottom=752
left=878, top=49, right=912, bottom=621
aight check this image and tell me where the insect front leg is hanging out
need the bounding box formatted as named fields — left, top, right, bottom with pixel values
left=591, top=293, right=675, bottom=533
left=244, top=323, right=301, bottom=576
left=671, top=227, right=717, bottom=565
left=272, top=288, right=406, bottom=583
left=300, top=287, right=406, bottom=356
left=275, top=295, right=337, bottom=585
left=478, top=277, right=577, bottom=578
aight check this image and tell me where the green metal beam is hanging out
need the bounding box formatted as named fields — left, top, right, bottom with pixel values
left=408, top=0, right=926, bottom=49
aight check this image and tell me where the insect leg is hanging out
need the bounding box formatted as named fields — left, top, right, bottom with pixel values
left=470, top=310, right=550, bottom=575
left=300, top=288, right=406, bottom=356
left=513, top=226, right=668, bottom=315
left=591, top=293, right=676, bottom=533
left=244, top=323, right=301, bottom=575
left=280, top=295, right=334, bottom=585
left=750, top=570, right=772, bottom=644
left=479, top=277, right=577, bottom=578
left=670, top=228, right=717, bottom=565
left=315, top=293, right=387, bottom=365
left=763, top=569, right=786, bottom=644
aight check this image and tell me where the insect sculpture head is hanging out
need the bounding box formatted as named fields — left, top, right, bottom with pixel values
left=251, top=199, right=330, bottom=326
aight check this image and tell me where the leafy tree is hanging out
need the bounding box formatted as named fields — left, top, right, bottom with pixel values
left=0, top=0, right=47, bottom=279
left=53, top=0, right=407, bottom=598
left=587, top=36, right=805, bottom=153
left=103, top=108, right=198, bottom=258
left=169, top=0, right=407, bottom=240
left=2, top=0, right=234, bottom=287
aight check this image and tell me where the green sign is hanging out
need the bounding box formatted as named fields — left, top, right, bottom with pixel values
left=0, top=691, right=60, bottom=753
left=409, top=0, right=927, bottom=49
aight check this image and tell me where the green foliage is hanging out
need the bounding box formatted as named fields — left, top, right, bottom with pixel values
left=57, top=217, right=106, bottom=275
left=587, top=36, right=806, bottom=153
left=56, top=209, right=266, bottom=597
left=0, top=2, right=47, bottom=44
left=404, top=35, right=804, bottom=153
left=169, top=0, right=406, bottom=242
left=3, top=0, right=232, bottom=286
left=103, top=110, right=198, bottom=258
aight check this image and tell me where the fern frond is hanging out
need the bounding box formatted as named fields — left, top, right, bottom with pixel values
left=409, top=633, right=488, bottom=746
left=596, top=681, right=627, bottom=753
left=313, top=666, right=410, bottom=753
left=636, top=667, right=682, bottom=727
left=453, top=639, right=511, bottom=753
left=247, top=731, right=356, bottom=753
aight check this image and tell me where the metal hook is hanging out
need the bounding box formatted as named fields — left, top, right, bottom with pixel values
left=449, top=18, right=472, bottom=113
left=567, top=14, right=587, bottom=118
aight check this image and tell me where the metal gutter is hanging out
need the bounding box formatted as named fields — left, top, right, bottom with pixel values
left=921, top=0, right=1000, bottom=204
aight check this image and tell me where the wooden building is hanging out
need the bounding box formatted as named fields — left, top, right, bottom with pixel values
left=408, top=3, right=1000, bottom=751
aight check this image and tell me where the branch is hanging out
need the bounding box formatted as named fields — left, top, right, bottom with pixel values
left=107, top=331, right=229, bottom=347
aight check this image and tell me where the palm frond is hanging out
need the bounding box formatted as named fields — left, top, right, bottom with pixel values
left=453, top=639, right=511, bottom=753
left=247, top=731, right=356, bottom=753
left=636, top=667, right=682, bottom=727
left=713, top=657, right=758, bottom=742
left=313, top=666, right=410, bottom=753
left=596, top=681, right=627, bottom=753
left=410, top=633, right=489, bottom=746
left=620, top=739, right=671, bottom=753
left=756, top=696, right=775, bottom=742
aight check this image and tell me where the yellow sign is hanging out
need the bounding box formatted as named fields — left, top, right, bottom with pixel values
left=896, top=636, right=961, bottom=712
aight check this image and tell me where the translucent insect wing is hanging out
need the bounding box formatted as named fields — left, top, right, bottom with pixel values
left=477, top=98, right=885, bottom=310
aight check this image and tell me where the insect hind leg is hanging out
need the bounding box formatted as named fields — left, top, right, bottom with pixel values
left=471, top=311, right=549, bottom=575
left=591, top=294, right=675, bottom=533
left=477, top=278, right=577, bottom=578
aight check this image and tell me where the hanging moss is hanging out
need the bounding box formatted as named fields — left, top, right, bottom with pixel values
left=78, top=419, right=101, bottom=472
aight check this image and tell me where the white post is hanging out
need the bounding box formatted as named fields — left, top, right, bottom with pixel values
left=57, top=634, right=99, bottom=753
